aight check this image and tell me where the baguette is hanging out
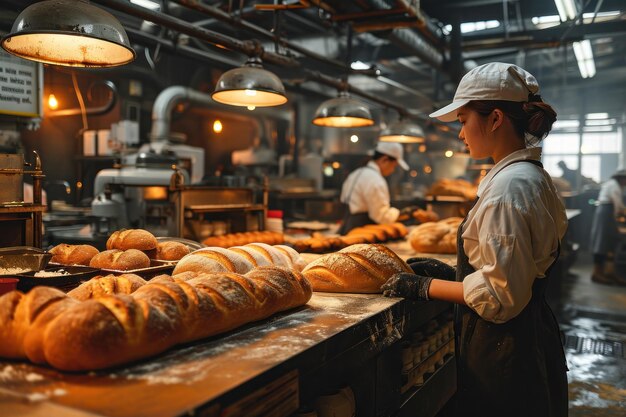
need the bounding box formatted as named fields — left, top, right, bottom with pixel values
left=106, top=229, right=158, bottom=251
left=67, top=274, right=147, bottom=300
left=202, top=231, right=284, bottom=248
left=0, top=266, right=312, bottom=371
left=172, top=243, right=306, bottom=275
left=49, top=244, right=99, bottom=266
left=301, top=243, right=412, bottom=293
left=89, top=249, right=151, bottom=270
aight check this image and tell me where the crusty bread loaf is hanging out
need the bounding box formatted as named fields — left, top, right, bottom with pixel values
left=408, top=217, right=463, bottom=254
left=172, top=243, right=305, bottom=275
left=67, top=274, right=147, bottom=300
left=49, top=244, right=99, bottom=266
left=412, top=209, right=440, bottom=224
left=429, top=179, right=478, bottom=200
left=0, top=266, right=312, bottom=371
left=156, top=241, right=190, bottom=261
left=202, top=231, right=284, bottom=248
left=89, top=249, right=151, bottom=270
left=106, top=229, right=158, bottom=251
left=301, top=243, right=412, bottom=293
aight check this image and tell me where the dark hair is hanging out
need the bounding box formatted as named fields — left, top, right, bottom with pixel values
left=465, top=96, right=557, bottom=145
left=372, top=151, right=396, bottom=161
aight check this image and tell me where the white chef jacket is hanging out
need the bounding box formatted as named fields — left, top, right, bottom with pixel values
left=597, top=178, right=625, bottom=216
left=340, top=161, right=400, bottom=225
left=461, top=148, right=568, bottom=323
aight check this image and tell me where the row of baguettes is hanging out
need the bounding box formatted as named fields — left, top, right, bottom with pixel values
left=292, top=222, right=408, bottom=254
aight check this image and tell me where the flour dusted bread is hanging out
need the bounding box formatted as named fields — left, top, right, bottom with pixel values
left=172, top=243, right=306, bottom=275
left=429, top=178, right=477, bottom=200
left=49, top=244, right=99, bottom=266
left=0, top=266, right=312, bottom=371
left=302, top=243, right=412, bottom=293
left=408, top=217, right=463, bottom=254
left=67, top=274, right=147, bottom=300
left=156, top=241, right=190, bottom=261
left=89, top=249, right=151, bottom=270
left=107, top=229, right=158, bottom=252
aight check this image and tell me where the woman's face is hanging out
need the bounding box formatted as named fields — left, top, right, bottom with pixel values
left=457, top=107, right=492, bottom=160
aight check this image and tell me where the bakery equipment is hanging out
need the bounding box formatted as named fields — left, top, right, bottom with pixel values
left=0, top=152, right=46, bottom=247
left=90, top=152, right=188, bottom=235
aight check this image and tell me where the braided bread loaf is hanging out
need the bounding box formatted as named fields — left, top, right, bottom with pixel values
left=0, top=266, right=312, bottom=371
left=172, top=243, right=306, bottom=276
left=49, top=244, right=99, bottom=266
left=301, top=244, right=411, bottom=293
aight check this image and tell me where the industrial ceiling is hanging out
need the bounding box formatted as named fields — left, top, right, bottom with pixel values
left=1, top=0, right=625, bottom=125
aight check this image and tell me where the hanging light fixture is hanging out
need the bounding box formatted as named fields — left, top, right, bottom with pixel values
left=379, top=118, right=425, bottom=143
left=211, top=56, right=287, bottom=107
left=312, top=91, right=374, bottom=127
left=1, top=0, right=135, bottom=67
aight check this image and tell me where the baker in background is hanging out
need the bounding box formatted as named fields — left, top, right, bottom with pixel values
left=338, top=142, right=409, bottom=234
left=589, top=169, right=626, bottom=285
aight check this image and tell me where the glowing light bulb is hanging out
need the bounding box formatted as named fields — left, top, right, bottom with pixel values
left=244, top=89, right=257, bottom=96
left=350, top=135, right=359, bottom=143
left=247, top=105, right=256, bottom=111
left=213, top=120, right=223, bottom=133
left=444, top=150, right=454, bottom=158
left=48, top=94, right=58, bottom=110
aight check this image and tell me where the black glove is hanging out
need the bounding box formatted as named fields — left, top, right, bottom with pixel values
left=406, top=257, right=456, bottom=281
left=381, top=272, right=433, bottom=301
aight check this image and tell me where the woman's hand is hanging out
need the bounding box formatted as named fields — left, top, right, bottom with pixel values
left=406, top=257, right=456, bottom=280
left=381, top=273, right=433, bottom=301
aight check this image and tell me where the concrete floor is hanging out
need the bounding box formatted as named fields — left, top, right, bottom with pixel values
left=548, top=251, right=626, bottom=416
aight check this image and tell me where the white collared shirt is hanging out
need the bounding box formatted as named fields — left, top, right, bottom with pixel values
left=340, top=161, right=400, bottom=224
left=597, top=178, right=624, bottom=216
left=461, top=148, right=568, bottom=323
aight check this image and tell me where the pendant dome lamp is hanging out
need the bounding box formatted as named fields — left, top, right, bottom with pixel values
left=312, top=91, right=375, bottom=127
left=379, top=118, right=425, bottom=143
left=211, top=56, right=288, bottom=107
left=1, top=0, right=135, bottom=67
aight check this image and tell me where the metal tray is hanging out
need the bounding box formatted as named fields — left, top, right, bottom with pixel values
left=16, top=265, right=101, bottom=292
left=0, top=246, right=52, bottom=275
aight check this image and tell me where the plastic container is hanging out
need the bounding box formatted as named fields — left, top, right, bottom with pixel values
left=0, top=278, right=19, bottom=295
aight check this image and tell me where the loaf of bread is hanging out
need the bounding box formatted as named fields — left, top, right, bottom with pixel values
left=106, top=229, right=158, bottom=252
left=412, top=208, right=440, bottom=224
left=408, top=217, right=463, bottom=254
left=346, top=222, right=408, bottom=243
left=0, top=266, right=312, bottom=371
left=429, top=178, right=478, bottom=200
left=202, top=231, right=284, bottom=248
left=301, top=243, right=412, bottom=293
left=172, top=243, right=306, bottom=275
left=89, top=249, right=151, bottom=270
left=156, top=241, right=190, bottom=261
left=49, top=244, right=99, bottom=266
left=67, top=274, right=147, bottom=300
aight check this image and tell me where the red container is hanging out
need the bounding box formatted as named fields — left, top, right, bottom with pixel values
left=0, top=278, right=19, bottom=296
left=267, top=210, right=283, bottom=219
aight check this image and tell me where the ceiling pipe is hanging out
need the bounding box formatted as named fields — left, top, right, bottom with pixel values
left=93, top=0, right=299, bottom=68
left=171, top=0, right=351, bottom=74
left=47, top=80, right=118, bottom=118
left=150, top=86, right=215, bottom=142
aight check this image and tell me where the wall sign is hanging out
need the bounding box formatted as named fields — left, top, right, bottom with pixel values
left=0, top=50, right=43, bottom=118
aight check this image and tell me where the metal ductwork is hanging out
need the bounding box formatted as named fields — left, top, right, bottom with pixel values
left=150, top=86, right=215, bottom=142
left=364, top=0, right=445, bottom=69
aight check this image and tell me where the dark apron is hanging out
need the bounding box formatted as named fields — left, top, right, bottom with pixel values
left=590, top=202, right=618, bottom=255
left=452, top=159, right=569, bottom=417
left=338, top=166, right=377, bottom=235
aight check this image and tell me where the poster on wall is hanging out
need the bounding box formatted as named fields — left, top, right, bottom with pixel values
left=0, top=49, right=43, bottom=118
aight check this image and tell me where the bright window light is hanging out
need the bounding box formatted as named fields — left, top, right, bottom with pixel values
left=583, top=126, right=614, bottom=132
left=587, top=113, right=609, bottom=119
left=553, top=120, right=579, bottom=129
left=554, top=0, right=577, bottom=22
left=572, top=40, right=595, bottom=79
left=130, top=0, right=160, bottom=10
left=586, top=119, right=617, bottom=126
left=351, top=61, right=370, bottom=70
